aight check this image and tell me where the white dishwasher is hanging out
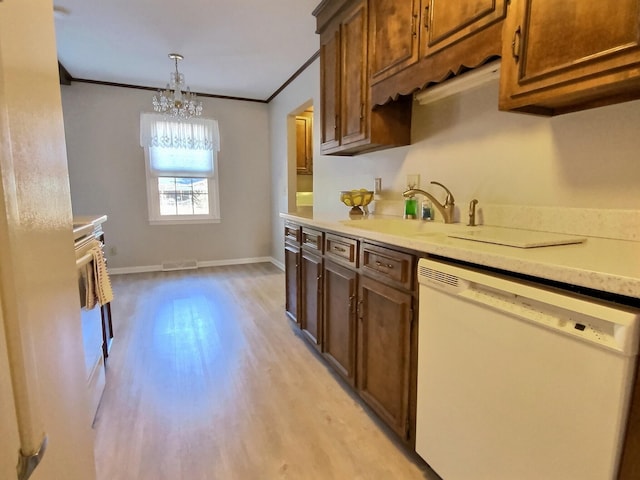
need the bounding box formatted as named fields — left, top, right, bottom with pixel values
left=416, top=257, right=640, bottom=480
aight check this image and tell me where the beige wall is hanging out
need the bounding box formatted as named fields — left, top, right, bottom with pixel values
left=314, top=81, right=640, bottom=215
left=269, top=58, right=640, bottom=263
left=0, top=0, right=96, bottom=478
left=268, top=61, right=320, bottom=265
left=62, top=83, right=272, bottom=270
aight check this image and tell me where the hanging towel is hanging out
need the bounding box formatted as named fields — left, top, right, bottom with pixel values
left=78, top=257, right=97, bottom=310
left=89, top=242, right=114, bottom=306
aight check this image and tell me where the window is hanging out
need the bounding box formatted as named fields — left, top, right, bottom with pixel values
left=140, top=113, right=220, bottom=225
left=158, top=177, right=209, bottom=216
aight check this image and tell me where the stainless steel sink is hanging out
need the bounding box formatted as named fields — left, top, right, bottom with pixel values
left=340, top=217, right=454, bottom=237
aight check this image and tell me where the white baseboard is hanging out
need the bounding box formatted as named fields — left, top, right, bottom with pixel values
left=109, top=256, right=279, bottom=275
left=109, top=265, right=160, bottom=275
left=197, top=256, right=273, bottom=268
left=270, top=258, right=285, bottom=271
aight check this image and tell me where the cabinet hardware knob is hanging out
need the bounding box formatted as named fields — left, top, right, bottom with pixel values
left=349, top=294, right=356, bottom=310
left=511, top=26, right=522, bottom=62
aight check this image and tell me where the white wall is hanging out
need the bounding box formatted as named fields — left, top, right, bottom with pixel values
left=268, top=60, right=320, bottom=266
left=269, top=58, right=640, bottom=263
left=62, top=83, right=272, bottom=270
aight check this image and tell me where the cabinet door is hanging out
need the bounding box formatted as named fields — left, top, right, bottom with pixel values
left=357, top=275, right=413, bottom=441
left=340, top=0, right=368, bottom=147
left=300, top=250, right=323, bottom=350
left=284, top=243, right=300, bottom=324
left=370, top=0, right=421, bottom=85
left=421, top=0, right=507, bottom=59
left=499, top=0, right=640, bottom=114
left=323, top=260, right=357, bottom=386
left=320, top=22, right=341, bottom=151
left=295, top=115, right=312, bottom=175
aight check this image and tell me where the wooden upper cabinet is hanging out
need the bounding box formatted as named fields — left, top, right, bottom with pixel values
left=421, top=0, right=507, bottom=58
left=499, top=0, right=640, bottom=115
left=320, top=22, right=341, bottom=151
left=369, top=0, right=421, bottom=85
left=370, top=0, right=506, bottom=106
left=314, top=0, right=411, bottom=155
left=340, top=1, right=369, bottom=147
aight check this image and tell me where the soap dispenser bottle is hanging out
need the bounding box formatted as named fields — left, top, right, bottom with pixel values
left=404, top=173, right=420, bottom=219
left=421, top=199, right=433, bottom=221
left=404, top=195, right=417, bottom=219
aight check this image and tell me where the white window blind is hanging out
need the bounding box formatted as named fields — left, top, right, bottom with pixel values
left=148, top=146, right=213, bottom=177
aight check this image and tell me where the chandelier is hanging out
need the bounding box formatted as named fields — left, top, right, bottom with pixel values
left=152, top=53, right=203, bottom=119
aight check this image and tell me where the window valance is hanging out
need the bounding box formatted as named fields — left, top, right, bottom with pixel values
left=140, top=112, right=220, bottom=151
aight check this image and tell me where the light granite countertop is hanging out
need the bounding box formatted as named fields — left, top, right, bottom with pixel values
left=73, top=214, right=107, bottom=241
left=281, top=212, right=640, bottom=300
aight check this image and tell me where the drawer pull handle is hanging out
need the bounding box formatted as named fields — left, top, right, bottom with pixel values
left=511, top=25, right=522, bottom=62
left=375, top=260, right=394, bottom=269
left=424, top=5, right=430, bottom=30
left=333, top=245, right=347, bottom=253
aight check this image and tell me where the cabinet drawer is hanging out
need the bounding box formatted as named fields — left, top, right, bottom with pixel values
left=301, top=227, right=324, bottom=253
left=284, top=222, right=301, bottom=244
left=325, top=233, right=358, bottom=267
left=360, top=242, right=414, bottom=290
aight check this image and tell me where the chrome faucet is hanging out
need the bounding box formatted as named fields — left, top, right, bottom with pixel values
left=403, top=181, right=456, bottom=223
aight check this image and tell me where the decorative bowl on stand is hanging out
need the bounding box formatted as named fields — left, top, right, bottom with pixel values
left=340, top=189, right=374, bottom=216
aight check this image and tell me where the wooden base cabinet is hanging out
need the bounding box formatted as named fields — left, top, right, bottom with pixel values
left=300, top=250, right=323, bottom=349
left=323, top=259, right=357, bottom=386
left=285, top=225, right=418, bottom=446
left=284, top=222, right=301, bottom=324
left=284, top=243, right=300, bottom=323
left=357, top=275, right=414, bottom=442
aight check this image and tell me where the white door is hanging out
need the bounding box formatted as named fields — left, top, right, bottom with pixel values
left=0, top=1, right=97, bottom=478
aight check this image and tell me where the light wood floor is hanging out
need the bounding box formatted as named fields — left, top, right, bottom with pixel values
left=94, top=263, right=440, bottom=480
